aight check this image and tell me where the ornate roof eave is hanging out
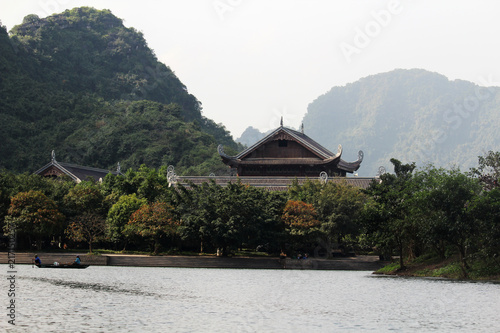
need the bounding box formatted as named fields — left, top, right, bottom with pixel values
left=218, top=144, right=241, bottom=167
left=337, top=150, right=364, bottom=173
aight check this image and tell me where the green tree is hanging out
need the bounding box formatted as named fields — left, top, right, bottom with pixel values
left=178, top=181, right=284, bottom=255
left=363, top=159, right=416, bottom=268
left=469, top=188, right=500, bottom=262
left=106, top=193, right=147, bottom=250
left=288, top=179, right=368, bottom=255
left=63, top=181, right=107, bottom=251
left=63, top=181, right=106, bottom=216
left=470, top=150, right=500, bottom=190
left=413, top=168, right=481, bottom=276
left=316, top=182, right=368, bottom=255
left=102, top=165, right=172, bottom=203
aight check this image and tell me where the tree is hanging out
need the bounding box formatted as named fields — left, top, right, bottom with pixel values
left=63, top=181, right=106, bottom=217
left=106, top=193, right=147, bottom=250
left=469, top=188, right=500, bottom=262
left=0, top=170, right=17, bottom=232
left=65, top=212, right=106, bottom=253
left=63, top=181, right=108, bottom=251
left=282, top=200, right=320, bottom=229
left=415, top=168, right=481, bottom=276
left=470, top=150, right=500, bottom=190
left=176, top=181, right=221, bottom=253
left=288, top=179, right=368, bottom=256
left=316, top=182, right=367, bottom=255
left=281, top=200, right=321, bottom=253
left=125, top=202, right=179, bottom=254
left=363, top=159, right=416, bottom=268
left=178, top=181, right=285, bottom=255
left=4, top=190, right=64, bottom=249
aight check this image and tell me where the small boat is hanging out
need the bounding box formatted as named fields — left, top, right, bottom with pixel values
left=37, top=264, right=89, bottom=269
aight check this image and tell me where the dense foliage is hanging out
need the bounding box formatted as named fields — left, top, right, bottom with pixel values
left=0, top=8, right=240, bottom=174
left=364, top=155, right=499, bottom=278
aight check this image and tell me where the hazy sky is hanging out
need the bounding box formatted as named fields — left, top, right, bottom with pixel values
left=2, top=1, right=500, bottom=139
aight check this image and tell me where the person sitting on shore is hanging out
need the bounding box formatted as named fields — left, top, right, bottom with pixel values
left=74, top=255, right=81, bottom=265
left=34, top=255, right=41, bottom=266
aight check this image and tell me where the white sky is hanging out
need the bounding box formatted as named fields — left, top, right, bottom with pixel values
left=1, top=0, right=500, bottom=139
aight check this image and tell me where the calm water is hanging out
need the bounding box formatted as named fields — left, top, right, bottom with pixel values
left=1, top=265, right=499, bottom=332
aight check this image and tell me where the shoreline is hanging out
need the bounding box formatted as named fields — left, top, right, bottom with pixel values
left=372, top=255, right=500, bottom=281
left=0, top=252, right=384, bottom=270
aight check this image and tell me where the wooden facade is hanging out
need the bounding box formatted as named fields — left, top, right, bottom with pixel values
left=219, top=125, right=363, bottom=177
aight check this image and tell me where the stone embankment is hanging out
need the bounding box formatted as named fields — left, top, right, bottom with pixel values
left=0, top=252, right=383, bottom=270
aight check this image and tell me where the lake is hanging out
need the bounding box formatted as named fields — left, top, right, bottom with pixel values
left=2, top=265, right=499, bottom=332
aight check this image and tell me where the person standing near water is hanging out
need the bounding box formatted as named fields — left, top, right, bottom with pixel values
left=74, top=255, right=81, bottom=265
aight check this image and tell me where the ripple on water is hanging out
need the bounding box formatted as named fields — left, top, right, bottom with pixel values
left=1, top=265, right=499, bottom=332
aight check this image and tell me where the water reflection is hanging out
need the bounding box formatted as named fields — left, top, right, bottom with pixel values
left=25, top=276, right=160, bottom=297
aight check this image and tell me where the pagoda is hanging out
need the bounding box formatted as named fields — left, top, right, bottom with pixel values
left=218, top=121, right=363, bottom=177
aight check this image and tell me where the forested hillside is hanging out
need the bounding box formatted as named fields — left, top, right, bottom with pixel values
left=238, top=69, right=500, bottom=176
left=0, top=7, right=239, bottom=174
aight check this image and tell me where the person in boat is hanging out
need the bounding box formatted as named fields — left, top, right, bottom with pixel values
left=73, top=255, right=81, bottom=265
left=34, top=254, right=41, bottom=266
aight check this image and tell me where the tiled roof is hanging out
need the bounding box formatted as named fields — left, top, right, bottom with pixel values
left=34, top=156, right=121, bottom=183
left=58, top=162, right=121, bottom=182
left=235, top=126, right=337, bottom=160
left=174, top=176, right=376, bottom=191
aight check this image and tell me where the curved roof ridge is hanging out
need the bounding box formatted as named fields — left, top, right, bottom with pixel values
left=337, top=151, right=364, bottom=172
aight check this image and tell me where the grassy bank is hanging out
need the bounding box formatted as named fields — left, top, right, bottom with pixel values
left=374, top=254, right=500, bottom=281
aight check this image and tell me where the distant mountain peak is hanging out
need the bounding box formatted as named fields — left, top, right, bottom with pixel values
left=303, top=69, right=499, bottom=176
left=0, top=7, right=238, bottom=174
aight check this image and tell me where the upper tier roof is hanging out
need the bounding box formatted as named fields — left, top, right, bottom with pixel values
left=219, top=125, right=363, bottom=173
left=236, top=126, right=337, bottom=160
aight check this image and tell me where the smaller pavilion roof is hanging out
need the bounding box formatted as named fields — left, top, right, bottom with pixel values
left=34, top=151, right=122, bottom=182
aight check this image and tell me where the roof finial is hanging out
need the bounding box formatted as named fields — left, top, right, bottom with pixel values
left=51, top=150, right=56, bottom=162
left=280, top=116, right=283, bottom=127
left=301, top=123, right=304, bottom=134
